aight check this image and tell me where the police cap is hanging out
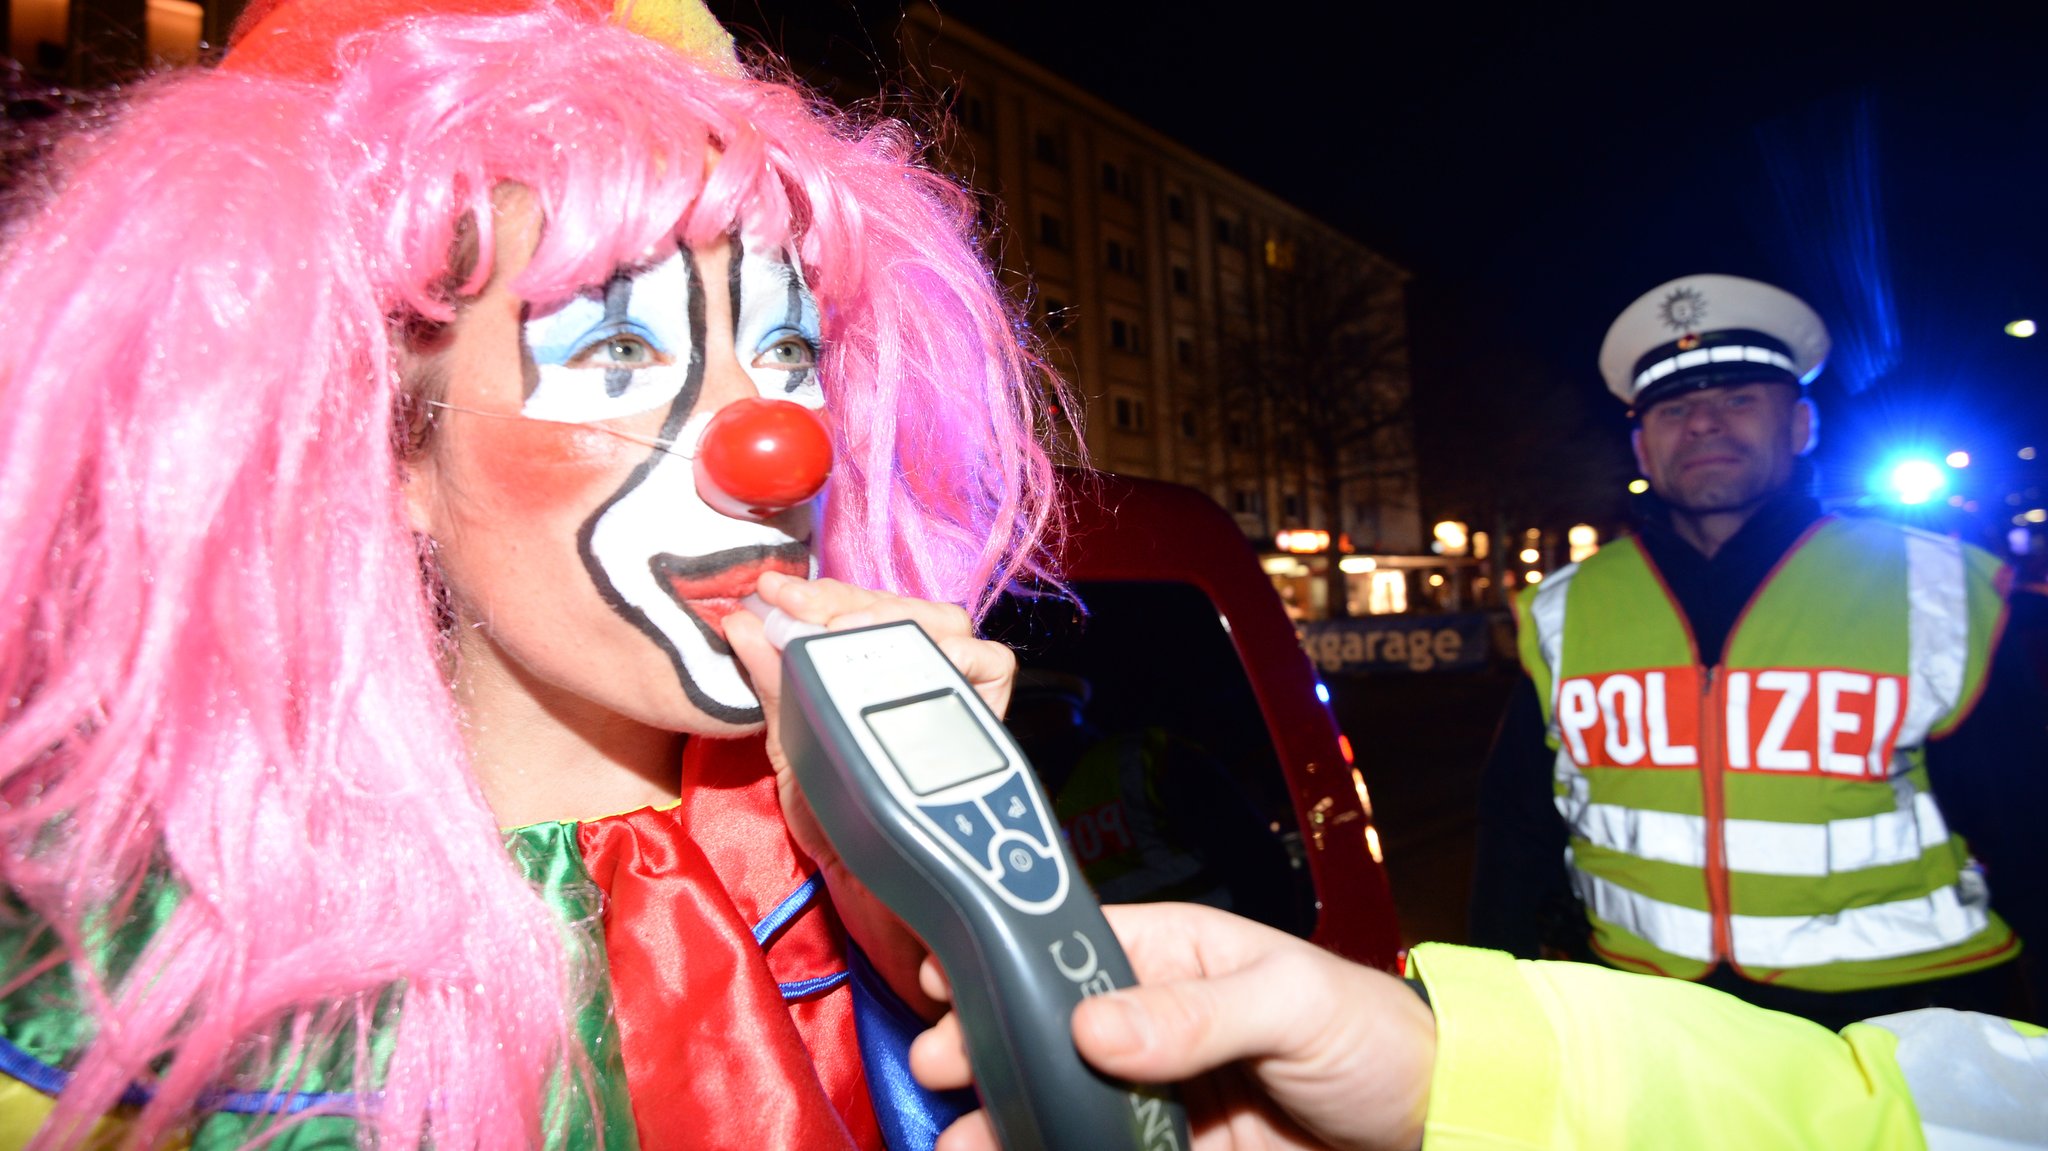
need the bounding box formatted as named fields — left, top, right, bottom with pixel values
left=1598, top=274, right=1830, bottom=414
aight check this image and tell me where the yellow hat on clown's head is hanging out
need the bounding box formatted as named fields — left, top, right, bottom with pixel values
left=1598, top=274, right=1830, bottom=414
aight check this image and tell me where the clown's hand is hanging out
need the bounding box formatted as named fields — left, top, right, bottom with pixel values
left=724, top=570, right=1016, bottom=1019
left=907, top=902, right=1436, bottom=1151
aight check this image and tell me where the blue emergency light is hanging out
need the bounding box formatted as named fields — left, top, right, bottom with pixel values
left=1885, top=458, right=1947, bottom=505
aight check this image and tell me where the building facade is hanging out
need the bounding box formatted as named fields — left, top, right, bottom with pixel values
left=898, top=5, right=1421, bottom=565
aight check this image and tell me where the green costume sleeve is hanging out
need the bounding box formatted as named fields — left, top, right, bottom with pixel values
left=1408, top=944, right=1926, bottom=1149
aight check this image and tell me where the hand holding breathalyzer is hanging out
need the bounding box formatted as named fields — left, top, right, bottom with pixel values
left=911, top=902, right=1438, bottom=1151
left=731, top=576, right=1191, bottom=1151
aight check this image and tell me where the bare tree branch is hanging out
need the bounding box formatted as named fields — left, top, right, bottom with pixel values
left=1219, top=236, right=1414, bottom=617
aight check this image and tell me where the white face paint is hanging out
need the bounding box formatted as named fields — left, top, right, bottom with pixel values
left=516, top=237, right=825, bottom=724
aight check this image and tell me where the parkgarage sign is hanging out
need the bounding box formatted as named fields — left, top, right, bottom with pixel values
left=1298, top=613, right=1491, bottom=675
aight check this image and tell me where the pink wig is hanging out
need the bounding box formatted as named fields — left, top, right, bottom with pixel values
left=0, top=6, right=1061, bottom=1146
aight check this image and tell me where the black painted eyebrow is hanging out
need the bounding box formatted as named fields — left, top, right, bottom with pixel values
left=601, top=272, right=635, bottom=398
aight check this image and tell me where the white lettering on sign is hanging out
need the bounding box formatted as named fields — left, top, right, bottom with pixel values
left=1726, top=671, right=1752, bottom=768
left=1866, top=676, right=1902, bottom=777
left=1559, top=667, right=1904, bottom=779
left=1301, top=625, right=1470, bottom=672
left=1753, top=670, right=1811, bottom=771
left=1557, top=678, right=1599, bottom=764
left=1816, top=670, right=1870, bottom=776
left=1062, top=800, right=1132, bottom=865
left=1643, top=672, right=1698, bottom=765
left=1559, top=669, right=1698, bottom=768
left=1596, top=674, right=1646, bottom=765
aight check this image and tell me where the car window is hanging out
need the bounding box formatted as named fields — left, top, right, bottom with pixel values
left=986, top=580, right=1318, bottom=938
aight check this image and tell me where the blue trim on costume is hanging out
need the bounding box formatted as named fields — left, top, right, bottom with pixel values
left=753, top=872, right=824, bottom=947
left=847, top=947, right=974, bottom=1151
left=754, top=872, right=853, bottom=1002
left=0, top=1033, right=365, bottom=1116
left=776, top=970, right=852, bottom=1000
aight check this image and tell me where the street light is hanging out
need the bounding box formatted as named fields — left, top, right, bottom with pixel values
left=1946, top=450, right=1971, bottom=469
left=1628, top=478, right=1650, bottom=494
left=2007, top=319, right=2037, bottom=338
left=1568, top=523, right=1599, bottom=562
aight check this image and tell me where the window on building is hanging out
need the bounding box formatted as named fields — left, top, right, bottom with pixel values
left=1112, top=395, right=1149, bottom=431
left=1109, top=318, right=1132, bottom=351
left=1227, top=422, right=1246, bottom=449
left=962, top=93, right=991, bottom=134
left=1171, top=264, right=1192, bottom=296
left=1107, top=317, right=1147, bottom=354
left=1264, top=237, right=1296, bottom=270
left=1097, top=163, right=1135, bottom=200
left=1166, top=193, right=1186, bottom=223
left=1233, top=489, right=1265, bottom=516
left=1105, top=237, right=1141, bottom=277
left=1283, top=493, right=1304, bottom=520
left=1038, top=213, right=1066, bottom=251
left=1180, top=409, right=1199, bottom=439
left=1175, top=337, right=1195, bottom=366
left=1214, top=215, right=1242, bottom=247
left=1034, top=130, right=1065, bottom=168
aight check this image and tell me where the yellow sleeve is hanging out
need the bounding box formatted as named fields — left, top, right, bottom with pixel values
left=0, top=1072, right=159, bottom=1149
left=1408, top=944, right=1924, bottom=1150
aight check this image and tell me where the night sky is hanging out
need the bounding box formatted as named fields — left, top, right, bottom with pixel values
left=728, top=2, right=2048, bottom=523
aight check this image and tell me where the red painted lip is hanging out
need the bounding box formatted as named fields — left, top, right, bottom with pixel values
left=658, top=552, right=811, bottom=644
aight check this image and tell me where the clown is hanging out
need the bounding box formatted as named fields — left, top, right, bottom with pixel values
left=0, top=1, right=1061, bottom=1147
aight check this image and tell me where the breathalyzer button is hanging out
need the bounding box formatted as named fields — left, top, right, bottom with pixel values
left=921, top=800, right=996, bottom=863
left=983, top=773, right=1051, bottom=849
left=990, top=835, right=1061, bottom=903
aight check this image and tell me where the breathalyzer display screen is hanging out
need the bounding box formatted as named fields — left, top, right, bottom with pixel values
left=863, top=690, right=1010, bottom=796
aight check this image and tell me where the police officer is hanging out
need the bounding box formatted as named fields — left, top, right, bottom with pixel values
left=1469, top=274, right=2048, bottom=1029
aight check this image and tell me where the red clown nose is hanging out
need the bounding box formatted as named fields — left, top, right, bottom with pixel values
left=695, top=398, right=834, bottom=520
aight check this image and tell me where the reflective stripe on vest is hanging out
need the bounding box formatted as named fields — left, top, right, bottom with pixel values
left=1520, top=518, right=2013, bottom=988
left=1567, top=785, right=1949, bottom=875
left=1578, top=869, right=1989, bottom=967
left=1903, top=529, right=1969, bottom=742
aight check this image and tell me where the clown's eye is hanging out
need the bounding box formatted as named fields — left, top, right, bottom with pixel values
left=524, top=324, right=686, bottom=423
left=569, top=332, right=671, bottom=371
left=753, top=332, right=817, bottom=372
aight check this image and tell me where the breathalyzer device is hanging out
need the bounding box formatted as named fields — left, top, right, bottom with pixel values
left=748, top=599, right=1190, bottom=1151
